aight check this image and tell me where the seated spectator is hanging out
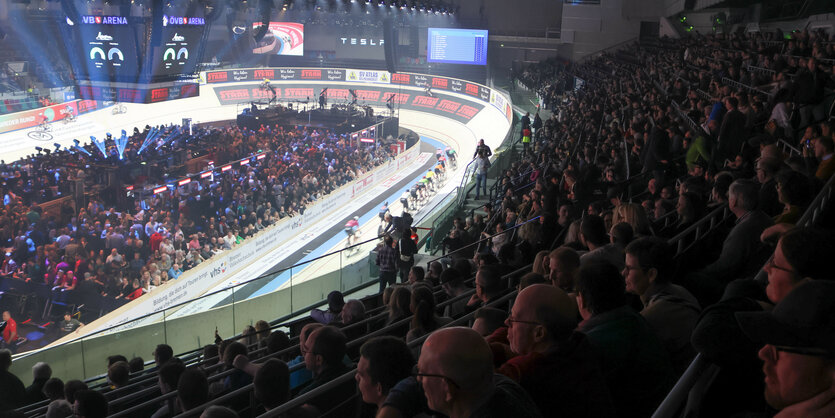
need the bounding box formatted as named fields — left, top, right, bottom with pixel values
left=773, top=170, right=813, bottom=225
left=42, top=377, right=64, bottom=401
left=154, top=344, right=174, bottom=367
left=0, top=349, right=25, bottom=412
left=623, top=237, right=701, bottom=373
left=310, top=290, right=345, bottom=325
left=254, top=320, right=271, bottom=349
left=129, top=357, right=144, bottom=373
left=177, top=369, right=209, bottom=413
left=576, top=262, right=674, bottom=418
left=472, top=307, right=506, bottom=337
left=153, top=358, right=185, bottom=418
left=25, top=361, right=51, bottom=405
left=412, top=327, right=541, bottom=418
left=64, top=379, right=88, bottom=405
left=288, top=323, right=322, bottom=390
left=806, top=135, right=835, bottom=182
left=531, top=250, right=550, bottom=276
left=407, top=285, right=452, bottom=342
left=496, top=284, right=614, bottom=416
left=356, top=336, right=415, bottom=411
left=46, top=399, right=73, bottom=418
left=336, top=299, right=366, bottom=340
left=253, top=358, right=290, bottom=411
left=579, top=215, right=624, bottom=270
left=693, top=179, right=774, bottom=303
left=73, top=389, right=108, bottom=418
left=107, top=361, right=130, bottom=389
left=440, top=267, right=470, bottom=318
left=298, top=326, right=354, bottom=414
left=737, top=281, right=835, bottom=416
left=265, top=330, right=291, bottom=357
left=755, top=157, right=783, bottom=217
left=220, top=342, right=252, bottom=393
left=407, top=266, right=426, bottom=286
left=385, top=286, right=412, bottom=327
left=548, top=247, right=580, bottom=293
left=466, top=265, right=505, bottom=311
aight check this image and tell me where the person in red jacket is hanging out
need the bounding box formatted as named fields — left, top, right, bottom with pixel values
left=1, top=311, right=18, bottom=345
left=150, top=231, right=163, bottom=253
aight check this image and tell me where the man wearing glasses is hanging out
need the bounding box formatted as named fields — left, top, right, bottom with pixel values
left=297, top=326, right=354, bottom=415
left=412, top=327, right=540, bottom=418
left=736, top=281, right=835, bottom=417
left=496, top=284, right=614, bottom=417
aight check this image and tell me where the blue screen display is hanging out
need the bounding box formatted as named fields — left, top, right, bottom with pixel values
left=427, top=28, right=488, bottom=65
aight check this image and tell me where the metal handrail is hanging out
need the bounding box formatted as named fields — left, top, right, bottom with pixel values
left=666, top=204, right=732, bottom=256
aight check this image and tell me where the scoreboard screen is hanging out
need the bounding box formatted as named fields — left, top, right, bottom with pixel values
left=427, top=28, right=488, bottom=66
left=149, top=14, right=207, bottom=81
left=75, top=15, right=142, bottom=82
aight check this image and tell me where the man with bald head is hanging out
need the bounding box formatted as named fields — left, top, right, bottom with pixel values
left=497, top=284, right=614, bottom=417
left=417, top=327, right=540, bottom=418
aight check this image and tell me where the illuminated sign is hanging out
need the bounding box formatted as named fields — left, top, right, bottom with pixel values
left=221, top=165, right=232, bottom=172
left=153, top=186, right=168, bottom=194
left=200, top=171, right=213, bottom=179
left=163, top=16, right=206, bottom=26
left=80, top=15, right=128, bottom=25
left=178, top=178, right=191, bottom=186
left=339, top=37, right=384, bottom=46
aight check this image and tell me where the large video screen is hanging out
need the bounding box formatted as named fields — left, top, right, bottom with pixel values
left=75, top=15, right=142, bottom=81
left=427, top=28, right=488, bottom=65
left=252, top=22, right=304, bottom=56
left=149, top=14, right=207, bottom=80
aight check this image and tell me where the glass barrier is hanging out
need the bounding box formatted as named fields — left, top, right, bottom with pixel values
left=9, top=234, right=383, bottom=382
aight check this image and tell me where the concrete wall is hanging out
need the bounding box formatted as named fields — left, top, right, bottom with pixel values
left=561, top=0, right=645, bottom=60
left=455, top=0, right=563, bottom=35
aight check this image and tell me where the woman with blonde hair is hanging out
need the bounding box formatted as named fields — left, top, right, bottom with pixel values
left=532, top=250, right=550, bottom=276
left=612, top=202, right=653, bottom=236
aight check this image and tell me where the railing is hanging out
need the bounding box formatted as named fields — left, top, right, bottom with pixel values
left=746, top=64, right=776, bottom=78
left=720, top=77, right=774, bottom=99
left=667, top=204, right=732, bottom=256
left=777, top=138, right=802, bottom=158
left=671, top=100, right=708, bottom=137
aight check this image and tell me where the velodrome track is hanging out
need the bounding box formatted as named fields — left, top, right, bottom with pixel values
left=4, top=74, right=510, bottom=375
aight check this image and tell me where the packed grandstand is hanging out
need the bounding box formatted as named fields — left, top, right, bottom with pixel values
left=0, top=0, right=834, bottom=417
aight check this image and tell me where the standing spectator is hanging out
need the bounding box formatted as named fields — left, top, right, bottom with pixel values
left=474, top=151, right=490, bottom=199
left=473, top=139, right=493, bottom=159
left=397, top=228, right=417, bottom=284
left=376, top=236, right=398, bottom=293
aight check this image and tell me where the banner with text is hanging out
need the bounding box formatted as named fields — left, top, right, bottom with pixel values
left=213, top=83, right=484, bottom=124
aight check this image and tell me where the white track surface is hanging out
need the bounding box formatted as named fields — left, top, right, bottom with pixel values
left=11, top=79, right=510, bottom=342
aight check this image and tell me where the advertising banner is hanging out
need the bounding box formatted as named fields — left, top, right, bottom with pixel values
left=77, top=83, right=199, bottom=104
left=0, top=101, right=79, bottom=134
left=345, top=69, right=390, bottom=84
left=213, top=83, right=484, bottom=124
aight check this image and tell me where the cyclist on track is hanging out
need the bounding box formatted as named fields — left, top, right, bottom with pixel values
left=344, top=216, right=359, bottom=246
left=400, top=189, right=411, bottom=211
left=445, top=146, right=457, bottom=168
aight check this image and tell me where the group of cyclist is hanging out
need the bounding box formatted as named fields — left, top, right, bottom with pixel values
left=343, top=145, right=459, bottom=247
